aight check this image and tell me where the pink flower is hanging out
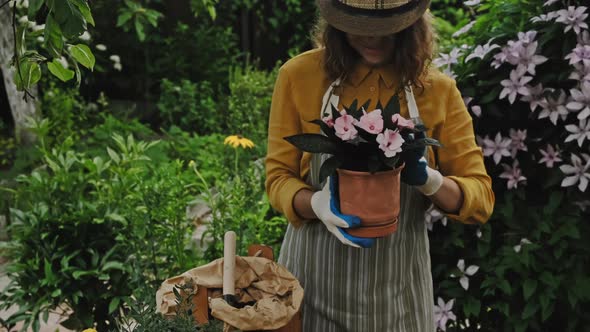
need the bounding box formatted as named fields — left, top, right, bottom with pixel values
left=538, top=90, right=570, bottom=125
left=376, top=129, right=404, bottom=158
left=538, top=144, right=562, bottom=168
left=322, top=113, right=334, bottom=128
left=434, top=298, right=457, bottom=331
left=482, top=133, right=511, bottom=164
left=500, top=68, right=533, bottom=104
left=560, top=153, right=590, bottom=192
left=424, top=204, right=447, bottom=231
left=334, top=110, right=358, bottom=141
left=358, top=109, right=384, bottom=134
left=509, top=129, right=527, bottom=158
left=521, top=83, right=549, bottom=112
left=453, top=259, right=480, bottom=291
left=499, top=161, right=527, bottom=189
left=555, top=6, right=588, bottom=35
left=565, top=118, right=590, bottom=147
left=391, top=114, right=415, bottom=129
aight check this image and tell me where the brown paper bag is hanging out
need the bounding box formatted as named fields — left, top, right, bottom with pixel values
left=156, top=256, right=303, bottom=331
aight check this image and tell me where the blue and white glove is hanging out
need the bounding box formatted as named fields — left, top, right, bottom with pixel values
left=400, top=131, right=444, bottom=196
left=311, top=176, right=375, bottom=248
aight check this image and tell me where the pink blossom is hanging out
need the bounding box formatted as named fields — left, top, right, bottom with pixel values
left=376, top=129, right=404, bottom=158
left=424, top=204, right=447, bottom=231
left=509, top=129, right=527, bottom=158
left=391, top=114, right=415, bottom=129
left=514, top=238, right=533, bottom=253
left=499, top=160, right=527, bottom=189
left=434, top=298, right=457, bottom=332
left=538, top=90, right=570, bottom=125
left=466, top=39, right=500, bottom=62
left=516, top=41, right=548, bottom=75
left=482, top=133, right=511, bottom=164
left=565, top=118, right=590, bottom=147
left=521, top=83, right=550, bottom=112
left=500, top=68, right=532, bottom=104
left=565, top=44, right=590, bottom=66
left=555, top=6, right=589, bottom=35
left=567, top=81, right=590, bottom=119
left=434, top=48, right=463, bottom=68
left=531, top=12, right=559, bottom=23
left=358, top=109, right=383, bottom=134
left=538, top=144, right=562, bottom=168
left=334, top=110, right=358, bottom=141
left=322, top=113, right=334, bottom=128
left=560, top=153, right=590, bottom=192
left=453, top=259, right=479, bottom=290
left=570, top=63, right=590, bottom=85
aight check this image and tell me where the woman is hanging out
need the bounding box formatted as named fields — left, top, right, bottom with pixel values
left=265, top=0, right=494, bottom=330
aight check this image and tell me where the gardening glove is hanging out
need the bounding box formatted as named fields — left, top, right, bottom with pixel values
left=311, top=176, right=376, bottom=248
left=400, top=131, right=444, bottom=196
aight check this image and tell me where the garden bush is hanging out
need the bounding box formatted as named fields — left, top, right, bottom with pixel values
left=0, top=130, right=201, bottom=331
left=226, top=64, right=278, bottom=143
left=428, top=1, right=590, bottom=331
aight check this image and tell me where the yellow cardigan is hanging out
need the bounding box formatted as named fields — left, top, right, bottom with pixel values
left=265, top=48, right=495, bottom=227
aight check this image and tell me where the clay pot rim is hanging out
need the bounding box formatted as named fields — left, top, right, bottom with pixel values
left=337, top=163, right=405, bottom=177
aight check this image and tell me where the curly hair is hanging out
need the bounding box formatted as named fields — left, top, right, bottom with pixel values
left=312, top=13, right=436, bottom=94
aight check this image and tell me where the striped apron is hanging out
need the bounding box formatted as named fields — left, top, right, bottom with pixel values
left=277, top=80, right=436, bottom=332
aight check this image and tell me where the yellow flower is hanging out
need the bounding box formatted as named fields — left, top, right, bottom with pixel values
left=224, top=135, right=255, bottom=149
left=82, top=329, right=97, bottom=332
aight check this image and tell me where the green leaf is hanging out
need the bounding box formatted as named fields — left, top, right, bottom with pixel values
left=523, top=279, right=537, bottom=301
left=283, top=134, right=342, bottom=154
left=134, top=17, right=145, bottom=41
left=522, top=302, right=539, bottom=320
left=28, top=0, right=45, bottom=18
left=14, top=61, right=42, bottom=90
left=108, top=297, right=121, bottom=314
left=52, top=0, right=86, bottom=37
left=116, top=11, right=133, bottom=27
left=16, top=26, right=26, bottom=56
left=51, top=289, right=62, bottom=297
left=47, top=59, right=75, bottom=82
left=107, top=147, right=121, bottom=164
left=44, top=14, right=64, bottom=57
left=319, top=156, right=341, bottom=185
left=72, top=270, right=96, bottom=279
left=70, top=0, right=94, bottom=26
left=69, top=44, right=95, bottom=70
left=101, top=261, right=126, bottom=272
left=498, top=279, right=512, bottom=295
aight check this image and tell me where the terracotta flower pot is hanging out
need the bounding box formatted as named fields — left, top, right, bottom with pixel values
left=337, top=165, right=404, bottom=238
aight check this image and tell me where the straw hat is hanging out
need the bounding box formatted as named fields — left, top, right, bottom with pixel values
left=317, top=0, right=431, bottom=36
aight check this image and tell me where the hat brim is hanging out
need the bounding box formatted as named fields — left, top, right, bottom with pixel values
left=317, top=0, right=431, bottom=36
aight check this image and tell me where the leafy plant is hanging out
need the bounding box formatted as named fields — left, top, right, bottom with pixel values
left=0, top=128, right=201, bottom=331
left=284, top=97, right=440, bottom=182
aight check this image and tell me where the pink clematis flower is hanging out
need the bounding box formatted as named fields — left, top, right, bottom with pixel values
left=334, top=110, right=358, bottom=141
left=391, top=114, right=415, bottom=129
left=560, top=153, right=590, bottom=192
left=376, top=129, right=404, bottom=158
left=555, top=6, right=589, bottom=35
left=499, top=161, right=527, bottom=189
left=434, top=298, right=457, bottom=332
left=538, top=144, right=562, bottom=168
left=500, top=68, right=533, bottom=104
left=358, top=109, right=384, bottom=134
left=482, top=133, right=512, bottom=164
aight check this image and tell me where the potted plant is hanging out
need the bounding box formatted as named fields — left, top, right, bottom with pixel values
left=284, top=95, right=441, bottom=238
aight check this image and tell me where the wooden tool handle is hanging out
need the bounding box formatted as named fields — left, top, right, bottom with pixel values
left=223, top=231, right=236, bottom=296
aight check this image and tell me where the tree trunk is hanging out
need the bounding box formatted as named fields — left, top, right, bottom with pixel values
left=0, top=4, right=38, bottom=145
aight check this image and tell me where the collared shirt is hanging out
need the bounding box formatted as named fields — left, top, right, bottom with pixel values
left=265, top=48, right=495, bottom=227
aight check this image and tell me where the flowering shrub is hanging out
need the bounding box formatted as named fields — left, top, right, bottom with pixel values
left=428, top=0, right=590, bottom=331
left=284, top=97, right=440, bottom=183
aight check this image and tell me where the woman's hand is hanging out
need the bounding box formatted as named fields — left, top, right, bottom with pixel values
left=400, top=132, right=444, bottom=195
left=294, top=176, right=376, bottom=248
